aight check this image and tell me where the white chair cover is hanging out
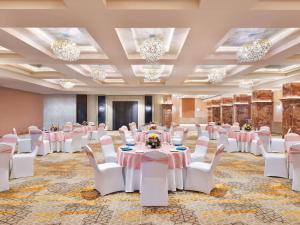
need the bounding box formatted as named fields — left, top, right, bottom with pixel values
left=119, top=126, right=135, bottom=145
left=29, top=129, right=50, bottom=156
left=258, top=129, right=271, bottom=152
left=285, top=133, right=300, bottom=179
left=99, top=135, right=117, bottom=163
left=219, top=128, right=239, bottom=152
left=195, top=124, right=202, bottom=138
left=0, top=144, right=13, bottom=192
left=83, top=145, right=124, bottom=196
left=185, top=144, right=225, bottom=194
left=64, top=128, right=83, bottom=153
left=140, top=151, right=169, bottom=206
left=258, top=141, right=288, bottom=178
left=289, top=144, right=300, bottom=191
left=191, top=136, right=209, bottom=162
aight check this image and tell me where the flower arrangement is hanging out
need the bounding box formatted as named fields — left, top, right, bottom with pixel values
left=244, top=123, right=252, bottom=131
left=146, top=133, right=161, bottom=149
left=50, top=124, right=59, bottom=132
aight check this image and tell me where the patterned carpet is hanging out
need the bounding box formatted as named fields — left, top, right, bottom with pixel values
left=1, top=131, right=300, bottom=225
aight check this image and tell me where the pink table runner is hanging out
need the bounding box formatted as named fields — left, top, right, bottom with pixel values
left=118, top=144, right=191, bottom=170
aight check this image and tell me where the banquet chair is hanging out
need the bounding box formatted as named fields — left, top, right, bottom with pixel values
left=195, top=124, right=202, bottom=138
left=259, top=142, right=288, bottom=178
left=119, top=126, right=135, bottom=145
left=140, top=151, right=169, bottom=206
left=99, top=135, right=117, bottom=163
left=257, top=129, right=271, bottom=152
left=129, top=122, right=138, bottom=135
left=233, top=122, right=239, bottom=127
left=91, top=123, right=106, bottom=141
left=185, top=144, right=225, bottom=194
left=191, top=136, right=209, bottom=162
left=0, top=144, right=13, bottom=192
left=62, top=124, right=72, bottom=132
left=222, top=124, right=231, bottom=132
left=285, top=133, right=300, bottom=179
left=13, top=128, right=31, bottom=153
left=83, top=145, right=124, bottom=196
left=171, top=127, right=188, bottom=145
left=289, top=144, right=300, bottom=191
left=11, top=134, right=41, bottom=179
left=64, top=128, right=84, bottom=153
left=29, top=129, right=51, bottom=156
left=218, top=128, right=238, bottom=152
left=260, top=126, right=270, bottom=131
left=0, top=134, right=18, bottom=153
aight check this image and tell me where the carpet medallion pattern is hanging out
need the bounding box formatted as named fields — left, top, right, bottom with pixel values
left=0, top=132, right=299, bottom=225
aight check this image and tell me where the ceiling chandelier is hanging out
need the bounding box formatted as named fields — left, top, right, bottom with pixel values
left=239, top=80, right=253, bottom=89
left=144, top=66, right=162, bottom=81
left=140, top=36, right=165, bottom=63
left=237, top=39, right=272, bottom=63
left=59, top=80, right=75, bottom=89
left=51, top=39, right=80, bottom=61
left=91, top=66, right=106, bottom=81
left=208, top=69, right=226, bottom=83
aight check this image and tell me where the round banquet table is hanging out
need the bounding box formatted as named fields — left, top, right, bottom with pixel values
left=228, top=130, right=258, bottom=152
left=117, top=143, right=191, bottom=192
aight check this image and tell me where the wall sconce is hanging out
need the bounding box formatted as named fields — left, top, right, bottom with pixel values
left=145, top=106, right=152, bottom=112
left=99, top=106, right=105, bottom=112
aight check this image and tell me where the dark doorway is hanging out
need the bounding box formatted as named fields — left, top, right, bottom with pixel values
left=113, top=101, right=138, bottom=130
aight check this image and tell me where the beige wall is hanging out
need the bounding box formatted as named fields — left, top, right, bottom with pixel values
left=0, top=87, right=43, bottom=136
left=87, top=95, right=98, bottom=124
left=172, top=97, right=207, bottom=124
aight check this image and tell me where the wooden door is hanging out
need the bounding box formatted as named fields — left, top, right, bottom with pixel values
left=113, top=101, right=138, bottom=130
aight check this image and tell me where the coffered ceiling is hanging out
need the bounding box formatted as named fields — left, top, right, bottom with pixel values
left=0, top=0, right=300, bottom=96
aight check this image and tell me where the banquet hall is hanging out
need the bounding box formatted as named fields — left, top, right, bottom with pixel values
left=1, top=0, right=300, bottom=224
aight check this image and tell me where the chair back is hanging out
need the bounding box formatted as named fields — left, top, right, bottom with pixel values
left=258, top=129, right=271, bottom=152
left=233, top=122, right=239, bottom=127
left=0, top=144, right=13, bottom=169
left=129, top=122, right=137, bottom=132
left=285, top=133, right=300, bottom=152
left=98, top=123, right=107, bottom=138
left=12, top=128, right=17, bottom=135
left=100, top=135, right=115, bottom=157
left=260, top=126, right=270, bottom=131
left=0, top=134, right=18, bottom=153
left=141, top=151, right=168, bottom=178
left=63, top=124, right=72, bottom=132
left=257, top=140, right=267, bottom=157
left=29, top=129, right=43, bottom=151
left=28, top=125, right=38, bottom=131
left=217, top=128, right=229, bottom=147
left=195, top=136, right=209, bottom=154
left=173, top=127, right=184, bottom=138
left=71, top=128, right=84, bottom=150
left=119, top=127, right=127, bottom=145
left=88, top=122, right=95, bottom=126
left=195, top=124, right=202, bottom=138
left=289, top=144, right=300, bottom=169
left=210, top=144, right=225, bottom=172
left=83, top=145, right=99, bottom=172
left=222, top=124, right=231, bottom=132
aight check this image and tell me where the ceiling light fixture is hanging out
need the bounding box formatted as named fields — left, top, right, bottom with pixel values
left=208, top=69, right=226, bottom=83
left=59, top=80, right=75, bottom=89
left=144, top=67, right=162, bottom=81
left=91, top=66, right=106, bottom=81
left=239, top=80, right=253, bottom=89
left=237, top=39, right=272, bottom=63
left=140, top=35, right=165, bottom=63
left=51, top=39, right=80, bottom=61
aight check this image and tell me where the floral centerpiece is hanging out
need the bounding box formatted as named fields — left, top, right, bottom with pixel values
left=149, top=122, right=157, bottom=130
left=50, top=124, right=59, bottom=132
left=146, top=133, right=161, bottom=149
left=244, top=123, right=252, bottom=131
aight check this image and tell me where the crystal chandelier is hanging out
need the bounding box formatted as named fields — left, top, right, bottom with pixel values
left=51, top=39, right=80, bottom=61
left=208, top=69, right=226, bottom=83
left=144, top=66, right=162, bottom=81
left=237, top=39, right=272, bottom=63
left=239, top=80, right=253, bottom=89
left=140, top=36, right=165, bottom=63
left=91, top=66, right=106, bottom=81
left=59, top=80, right=75, bottom=89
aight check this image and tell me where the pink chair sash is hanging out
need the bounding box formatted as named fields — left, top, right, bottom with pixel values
left=100, top=137, right=113, bottom=145
left=285, top=133, right=300, bottom=141
left=196, top=139, right=209, bottom=147
left=0, top=136, right=17, bottom=143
